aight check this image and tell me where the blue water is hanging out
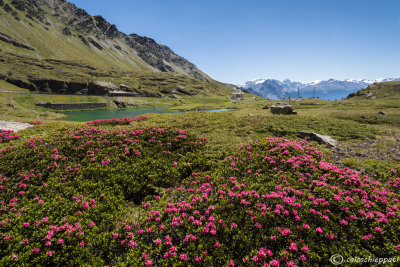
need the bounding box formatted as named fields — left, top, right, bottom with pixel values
left=207, top=109, right=235, bottom=112
left=62, top=107, right=235, bottom=122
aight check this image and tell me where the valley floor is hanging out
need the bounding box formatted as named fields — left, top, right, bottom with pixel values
left=2, top=90, right=398, bottom=177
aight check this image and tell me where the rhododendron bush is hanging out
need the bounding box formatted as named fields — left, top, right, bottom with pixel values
left=1, top=120, right=399, bottom=265
left=0, top=121, right=208, bottom=265
left=0, top=130, right=21, bottom=143
left=86, top=116, right=148, bottom=126
left=120, top=138, right=400, bottom=266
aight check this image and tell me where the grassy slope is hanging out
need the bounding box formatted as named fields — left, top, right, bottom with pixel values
left=0, top=0, right=153, bottom=71
left=0, top=0, right=234, bottom=96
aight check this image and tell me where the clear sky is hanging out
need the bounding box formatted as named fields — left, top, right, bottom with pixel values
left=68, top=0, right=400, bottom=84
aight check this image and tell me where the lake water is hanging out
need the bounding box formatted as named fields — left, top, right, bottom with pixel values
left=62, top=107, right=234, bottom=122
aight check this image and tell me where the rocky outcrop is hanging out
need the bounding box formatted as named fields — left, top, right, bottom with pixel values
left=93, top=15, right=121, bottom=39
left=113, top=100, right=126, bottom=108
left=126, top=34, right=206, bottom=81
left=270, top=105, right=297, bottom=115
left=298, top=131, right=339, bottom=148
left=0, top=73, right=167, bottom=97
left=173, top=87, right=196, bottom=96
left=0, top=32, right=34, bottom=50
left=62, top=26, right=72, bottom=35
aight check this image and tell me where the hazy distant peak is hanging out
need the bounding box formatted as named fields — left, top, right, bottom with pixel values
left=239, top=77, right=400, bottom=100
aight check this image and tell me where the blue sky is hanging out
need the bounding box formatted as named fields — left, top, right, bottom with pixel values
left=68, top=0, right=400, bottom=84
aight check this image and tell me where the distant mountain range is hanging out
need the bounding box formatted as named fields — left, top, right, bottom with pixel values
left=239, top=78, right=400, bottom=100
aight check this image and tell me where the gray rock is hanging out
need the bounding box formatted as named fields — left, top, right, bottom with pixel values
left=271, top=105, right=297, bottom=115
left=298, top=131, right=339, bottom=148
left=0, top=121, right=33, bottom=131
left=113, top=100, right=126, bottom=108
left=377, top=111, right=386, bottom=115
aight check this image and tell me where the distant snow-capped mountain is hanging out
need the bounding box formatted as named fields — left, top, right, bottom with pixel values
left=239, top=78, right=400, bottom=100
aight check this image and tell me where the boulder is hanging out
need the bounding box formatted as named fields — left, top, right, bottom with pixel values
left=113, top=100, right=126, bottom=108
left=271, top=105, right=297, bottom=115
left=298, top=131, right=339, bottom=148
left=0, top=121, right=33, bottom=131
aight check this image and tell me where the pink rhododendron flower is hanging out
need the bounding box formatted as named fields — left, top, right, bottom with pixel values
left=180, top=253, right=187, bottom=261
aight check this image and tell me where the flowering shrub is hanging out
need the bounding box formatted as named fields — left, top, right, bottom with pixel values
left=1, top=130, right=399, bottom=266
left=86, top=116, right=148, bottom=126
left=0, top=124, right=208, bottom=265
left=116, top=138, right=400, bottom=266
left=0, top=130, right=21, bottom=143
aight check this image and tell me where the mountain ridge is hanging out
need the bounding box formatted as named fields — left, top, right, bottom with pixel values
left=0, top=0, right=237, bottom=96
left=240, top=78, right=400, bottom=100
left=0, top=0, right=208, bottom=80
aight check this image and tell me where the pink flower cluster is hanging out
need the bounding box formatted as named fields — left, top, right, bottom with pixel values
left=86, top=116, right=148, bottom=125
left=110, top=137, right=400, bottom=266
left=0, top=130, right=20, bottom=143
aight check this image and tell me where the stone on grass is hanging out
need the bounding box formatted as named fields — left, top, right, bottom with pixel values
left=298, top=131, right=339, bottom=148
left=271, top=105, right=297, bottom=115
left=0, top=121, right=33, bottom=132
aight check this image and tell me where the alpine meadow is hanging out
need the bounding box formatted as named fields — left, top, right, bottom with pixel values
left=0, top=0, right=400, bottom=266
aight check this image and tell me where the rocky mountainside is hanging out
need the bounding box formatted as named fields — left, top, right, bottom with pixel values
left=0, top=0, right=233, bottom=95
left=240, top=78, right=400, bottom=100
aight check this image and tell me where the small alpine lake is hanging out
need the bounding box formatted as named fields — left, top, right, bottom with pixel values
left=61, top=107, right=235, bottom=122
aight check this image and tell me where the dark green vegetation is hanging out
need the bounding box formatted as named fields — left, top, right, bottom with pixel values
left=0, top=121, right=210, bottom=265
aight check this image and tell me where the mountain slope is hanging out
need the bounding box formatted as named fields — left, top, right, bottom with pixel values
left=240, top=78, right=400, bottom=100
left=0, top=0, right=233, bottom=95
left=347, top=81, right=400, bottom=100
